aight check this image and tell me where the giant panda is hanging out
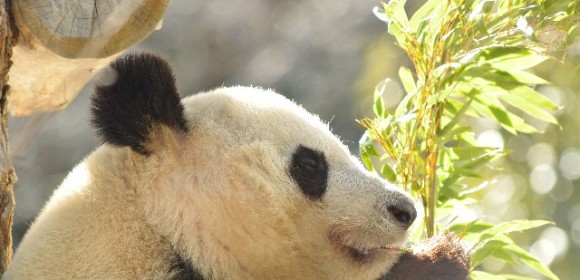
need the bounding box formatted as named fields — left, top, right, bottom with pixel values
left=4, top=53, right=468, bottom=280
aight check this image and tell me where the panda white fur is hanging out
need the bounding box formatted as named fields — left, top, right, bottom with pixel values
left=5, top=53, right=469, bottom=280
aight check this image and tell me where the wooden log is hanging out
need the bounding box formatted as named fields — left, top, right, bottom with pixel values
left=9, top=0, right=168, bottom=116
left=15, top=0, right=168, bottom=58
left=0, top=0, right=17, bottom=275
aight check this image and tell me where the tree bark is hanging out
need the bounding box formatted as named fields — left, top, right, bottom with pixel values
left=0, top=0, right=17, bottom=276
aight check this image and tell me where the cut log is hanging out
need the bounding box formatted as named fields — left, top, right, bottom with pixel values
left=14, top=0, right=168, bottom=58
left=8, top=0, right=168, bottom=116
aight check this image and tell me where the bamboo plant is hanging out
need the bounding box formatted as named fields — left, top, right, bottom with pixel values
left=360, top=0, right=578, bottom=279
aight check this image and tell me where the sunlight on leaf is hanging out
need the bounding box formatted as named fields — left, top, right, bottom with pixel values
left=360, top=0, right=573, bottom=278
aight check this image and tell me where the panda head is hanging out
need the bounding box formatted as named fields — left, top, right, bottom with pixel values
left=92, top=53, right=417, bottom=280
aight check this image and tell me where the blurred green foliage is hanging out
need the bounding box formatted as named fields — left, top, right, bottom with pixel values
left=358, top=0, right=579, bottom=279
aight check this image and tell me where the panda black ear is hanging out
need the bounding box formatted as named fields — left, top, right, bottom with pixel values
left=91, top=52, right=189, bottom=155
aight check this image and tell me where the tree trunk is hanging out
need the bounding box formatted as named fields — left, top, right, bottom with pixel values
left=0, top=0, right=17, bottom=276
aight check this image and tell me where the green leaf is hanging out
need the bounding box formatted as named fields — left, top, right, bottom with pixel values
left=373, top=80, right=388, bottom=118
left=472, top=239, right=510, bottom=268
left=439, top=182, right=462, bottom=200
left=492, top=248, right=519, bottom=265
left=359, top=131, right=377, bottom=172
left=437, top=125, right=472, bottom=144
left=436, top=198, right=476, bottom=219
left=460, top=150, right=504, bottom=170
left=510, top=85, right=559, bottom=110
left=501, top=274, right=544, bottom=280
left=451, top=167, right=483, bottom=178
left=439, top=96, right=474, bottom=137
left=382, top=1, right=410, bottom=48
left=481, top=47, right=548, bottom=71
left=472, top=272, right=542, bottom=280
left=360, top=151, right=375, bottom=172
left=395, top=91, right=416, bottom=118
left=380, top=163, right=397, bottom=182
left=498, top=91, right=559, bottom=125
left=359, top=132, right=381, bottom=156
left=459, top=65, right=546, bottom=90
left=458, top=72, right=558, bottom=127
left=389, top=0, right=409, bottom=27
left=484, top=104, right=513, bottom=132
left=503, top=243, right=560, bottom=280
left=471, top=98, right=538, bottom=134
left=567, top=23, right=580, bottom=44
left=409, top=0, right=439, bottom=31
left=471, top=271, right=508, bottom=280
left=481, top=220, right=553, bottom=236
left=449, top=220, right=494, bottom=236
left=399, top=66, right=416, bottom=95
left=458, top=179, right=495, bottom=195
left=509, top=70, right=549, bottom=84
left=449, top=146, right=498, bottom=161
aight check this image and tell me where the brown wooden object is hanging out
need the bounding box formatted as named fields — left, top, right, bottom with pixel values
left=9, top=0, right=168, bottom=116
left=0, top=0, right=17, bottom=275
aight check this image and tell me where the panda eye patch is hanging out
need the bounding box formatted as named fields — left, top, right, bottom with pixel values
left=289, top=145, right=328, bottom=200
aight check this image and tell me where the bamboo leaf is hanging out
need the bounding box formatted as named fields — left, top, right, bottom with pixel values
left=492, top=249, right=519, bottom=265
left=503, top=244, right=560, bottom=280
left=498, top=92, right=559, bottom=124
left=382, top=1, right=410, bottom=48
left=458, top=178, right=496, bottom=195
left=360, top=151, right=375, bottom=172
left=449, top=220, right=494, bottom=237
left=440, top=96, right=474, bottom=136
left=359, top=131, right=380, bottom=156
left=395, top=91, right=416, bottom=118
left=390, top=0, right=409, bottom=27
left=510, top=85, right=559, bottom=110
left=502, top=274, right=546, bottom=280
left=380, top=163, right=397, bottom=182
left=374, top=80, right=388, bottom=118
left=437, top=125, right=472, bottom=144
left=359, top=1, right=567, bottom=278
left=399, top=66, right=416, bottom=94
left=481, top=47, right=548, bottom=71
left=409, top=0, right=439, bottom=31
left=449, top=146, right=498, bottom=161
left=359, top=131, right=378, bottom=172
left=472, top=239, right=510, bottom=268
left=509, top=70, right=549, bottom=84
left=481, top=220, right=553, bottom=236
left=471, top=270, right=508, bottom=280
left=471, top=99, right=538, bottom=134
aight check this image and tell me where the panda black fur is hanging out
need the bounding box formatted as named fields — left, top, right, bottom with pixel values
left=4, top=53, right=469, bottom=280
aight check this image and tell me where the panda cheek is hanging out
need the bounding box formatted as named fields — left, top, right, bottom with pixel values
left=288, top=145, right=329, bottom=200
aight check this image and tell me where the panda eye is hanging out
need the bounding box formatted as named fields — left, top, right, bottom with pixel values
left=289, top=145, right=328, bottom=200
left=299, top=157, right=319, bottom=173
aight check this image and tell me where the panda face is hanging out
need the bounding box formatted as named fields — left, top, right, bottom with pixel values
left=92, top=53, right=416, bottom=280
left=147, top=87, right=417, bottom=279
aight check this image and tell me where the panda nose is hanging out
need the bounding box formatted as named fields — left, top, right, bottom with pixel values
left=387, top=200, right=417, bottom=229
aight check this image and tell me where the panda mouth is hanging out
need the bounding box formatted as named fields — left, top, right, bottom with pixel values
left=329, top=229, right=402, bottom=263
left=345, top=245, right=400, bottom=262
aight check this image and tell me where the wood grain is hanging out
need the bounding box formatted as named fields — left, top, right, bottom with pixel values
left=9, top=0, right=120, bottom=116
left=8, top=0, right=169, bottom=115
left=15, top=0, right=168, bottom=58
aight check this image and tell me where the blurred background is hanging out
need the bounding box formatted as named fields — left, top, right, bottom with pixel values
left=8, top=0, right=579, bottom=279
